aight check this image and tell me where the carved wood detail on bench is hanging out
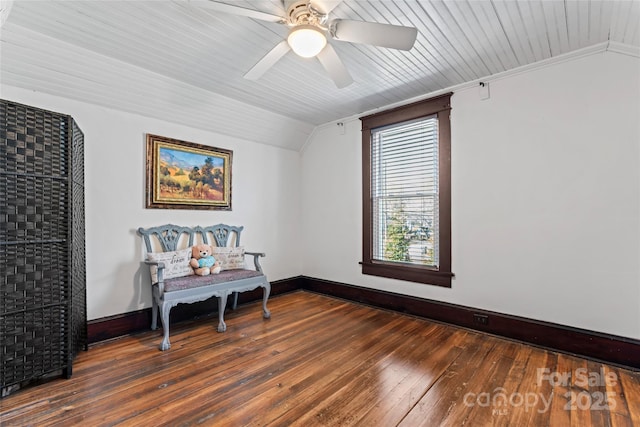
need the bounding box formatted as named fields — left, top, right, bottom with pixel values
left=137, top=224, right=270, bottom=350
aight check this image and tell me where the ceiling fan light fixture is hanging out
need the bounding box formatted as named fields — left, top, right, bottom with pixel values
left=287, top=25, right=327, bottom=58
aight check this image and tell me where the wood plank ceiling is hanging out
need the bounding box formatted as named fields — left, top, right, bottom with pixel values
left=1, top=0, right=639, bottom=150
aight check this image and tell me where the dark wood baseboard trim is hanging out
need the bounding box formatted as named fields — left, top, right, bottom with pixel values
left=88, top=275, right=639, bottom=370
left=87, top=277, right=301, bottom=344
left=300, top=276, right=640, bottom=370
left=88, top=308, right=151, bottom=344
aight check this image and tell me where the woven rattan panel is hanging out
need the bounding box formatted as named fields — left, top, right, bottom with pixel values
left=1, top=100, right=86, bottom=392
left=70, top=120, right=87, bottom=366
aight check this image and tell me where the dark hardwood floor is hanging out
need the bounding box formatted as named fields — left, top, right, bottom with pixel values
left=1, top=291, right=639, bottom=426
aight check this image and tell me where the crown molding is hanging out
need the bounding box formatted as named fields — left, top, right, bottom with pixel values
left=607, top=41, right=640, bottom=58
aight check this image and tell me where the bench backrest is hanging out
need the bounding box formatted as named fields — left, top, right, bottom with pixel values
left=137, top=224, right=244, bottom=253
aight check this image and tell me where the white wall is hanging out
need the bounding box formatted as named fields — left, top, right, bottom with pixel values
left=301, top=51, right=640, bottom=339
left=3, top=49, right=639, bottom=339
left=1, top=85, right=303, bottom=320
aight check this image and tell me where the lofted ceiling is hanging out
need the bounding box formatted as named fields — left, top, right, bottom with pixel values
left=1, top=0, right=639, bottom=150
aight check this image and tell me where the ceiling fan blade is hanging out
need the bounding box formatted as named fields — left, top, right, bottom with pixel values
left=309, top=0, right=342, bottom=15
left=188, top=0, right=286, bottom=23
left=330, top=20, right=418, bottom=51
left=317, top=44, right=353, bottom=88
left=244, top=40, right=291, bottom=80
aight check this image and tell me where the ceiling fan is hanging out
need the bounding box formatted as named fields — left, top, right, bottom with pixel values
left=187, top=0, right=418, bottom=88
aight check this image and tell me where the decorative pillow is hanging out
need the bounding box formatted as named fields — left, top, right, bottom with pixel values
left=211, top=246, right=245, bottom=270
left=147, top=248, right=194, bottom=283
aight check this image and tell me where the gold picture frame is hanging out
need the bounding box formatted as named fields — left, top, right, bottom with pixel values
left=145, top=134, right=232, bottom=210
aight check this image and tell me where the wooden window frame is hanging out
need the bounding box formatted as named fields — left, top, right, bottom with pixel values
left=360, top=93, right=453, bottom=287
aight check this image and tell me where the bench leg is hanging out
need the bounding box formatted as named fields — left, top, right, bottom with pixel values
left=262, top=283, right=271, bottom=319
left=151, top=296, right=159, bottom=331
left=159, top=302, right=173, bottom=351
left=217, top=293, right=228, bottom=332
left=150, top=286, right=161, bottom=330
left=232, top=292, right=239, bottom=310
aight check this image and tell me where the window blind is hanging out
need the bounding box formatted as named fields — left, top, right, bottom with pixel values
left=371, top=115, right=439, bottom=267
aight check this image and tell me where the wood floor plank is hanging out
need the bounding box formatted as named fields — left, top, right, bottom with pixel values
left=491, top=343, right=535, bottom=427
left=619, top=369, right=640, bottom=425
left=397, top=333, right=497, bottom=426
left=586, top=359, right=612, bottom=427
left=1, top=291, right=639, bottom=427
left=456, top=340, right=524, bottom=426
left=60, top=295, right=364, bottom=425
left=200, top=308, right=422, bottom=426
left=355, top=329, right=469, bottom=426
left=548, top=353, right=575, bottom=427
left=606, top=365, right=634, bottom=427
left=570, top=358, right=594, bottom=427
left=149, top=307, right=393, bottom=425
left=286, top=325, right=453, bottom=426
left=507, top=347, right=555, bottom=426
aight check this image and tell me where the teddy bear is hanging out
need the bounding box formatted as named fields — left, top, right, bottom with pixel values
left=189, top=244, right=221, bottom=276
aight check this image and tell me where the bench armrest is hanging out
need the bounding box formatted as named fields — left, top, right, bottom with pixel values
left=143, top=260, right=166, bottom=293
left=245, top=251, right=266, bottom=273
left=144, top=260, right=164, bottom=267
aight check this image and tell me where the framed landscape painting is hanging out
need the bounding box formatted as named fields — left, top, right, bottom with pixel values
left=145, top=134, right=232, bottom=210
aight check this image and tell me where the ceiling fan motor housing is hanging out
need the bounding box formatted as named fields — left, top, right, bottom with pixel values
left=284, top=0, right=327, bottom=26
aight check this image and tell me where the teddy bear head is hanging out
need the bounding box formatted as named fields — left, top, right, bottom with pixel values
left=191, top=244, right=212, bottom=259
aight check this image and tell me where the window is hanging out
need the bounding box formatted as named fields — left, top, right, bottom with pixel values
left=360, top=93, right=453, bottom=287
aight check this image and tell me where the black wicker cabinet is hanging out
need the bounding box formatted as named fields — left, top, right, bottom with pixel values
left=1, top=100, right=87, bottom=394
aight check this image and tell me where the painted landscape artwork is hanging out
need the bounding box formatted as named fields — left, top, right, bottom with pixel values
left=146, top=134, right=232, bottom=210
left=158, top=147, right=225, bottom=201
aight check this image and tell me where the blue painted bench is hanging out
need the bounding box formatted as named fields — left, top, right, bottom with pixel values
left=137, top=224, right=271, bottom=350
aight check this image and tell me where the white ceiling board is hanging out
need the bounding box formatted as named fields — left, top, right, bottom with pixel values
left=468, top=1, right=520, bottom=71
left=1, top=0, right=639, bottom=152
left=0, top=22, right=314, bottom=150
